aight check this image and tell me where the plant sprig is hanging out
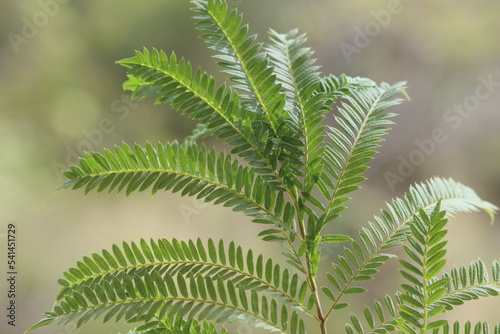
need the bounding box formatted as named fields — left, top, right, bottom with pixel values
left=28, top=1, right=499, bottom=333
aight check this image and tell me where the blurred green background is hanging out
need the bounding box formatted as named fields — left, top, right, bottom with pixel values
left=1, top=0, right=499, bottom=333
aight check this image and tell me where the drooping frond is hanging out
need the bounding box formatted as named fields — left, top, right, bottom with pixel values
left=118, top=48, right=281, bottom=183
left=55, top=238, right=313, bottom=312
left=319, top=81, right=406, bottom=227
left=60, top=141, right=299, bottom=239
left=27, top=238, right=311, bottom=333
left=324, top=177, right=497, bottom=316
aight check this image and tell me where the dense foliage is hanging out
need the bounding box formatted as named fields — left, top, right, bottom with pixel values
left=28, top=1, right=499, bottom=333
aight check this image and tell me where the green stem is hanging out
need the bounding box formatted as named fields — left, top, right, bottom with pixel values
left=292, top=190, right=327, bottom=334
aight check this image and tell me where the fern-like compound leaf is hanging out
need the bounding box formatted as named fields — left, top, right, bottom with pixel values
left=319, top=81, right=406, bottom=228
left=27, top=238, right=311, bottom=333
left=60, top=141, right=301, bottom=242
left=432, top=260, right=500, bottom=312
left=265, top=28, right=325, bottom=191
left=118, top=48, right=284, bottom=185
left=191, top=0, right=311, bottom=192
left=397, top=203, right=449, bottom=331
left=324, top=177, right=497, bottom=318
left=431, top=321, right=500, bottom=334
left=344, top=295, right=399, bottom=334
left=27, top=1, right=500, bottom=333
left=191, top=0, right=286, bottom=135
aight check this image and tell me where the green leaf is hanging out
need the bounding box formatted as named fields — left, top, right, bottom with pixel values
left=426, top=319, right=448, bottom=330
left=320, top=81, right=405, bottom=226
left=59, top=141, right=294, bottom=243
left=345, top=287, right=367, bottom=294
left=321, top=287, right=336, bottom=302
left=321, top=234, right=353, bottom=243
left=34, top=237, right=312, bottom=333
left=32, top=1, right=500, bottom=334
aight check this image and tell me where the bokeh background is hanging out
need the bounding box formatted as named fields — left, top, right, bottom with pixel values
left=1, top=0, right=499, bottom=333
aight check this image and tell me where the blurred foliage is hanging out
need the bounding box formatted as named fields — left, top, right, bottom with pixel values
left=1, top=1, right=499, bottom=333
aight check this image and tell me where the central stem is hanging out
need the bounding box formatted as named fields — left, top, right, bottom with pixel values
left=306, top=256, right=327, bottom=334
left=294, top=195, right=328, bottom=334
